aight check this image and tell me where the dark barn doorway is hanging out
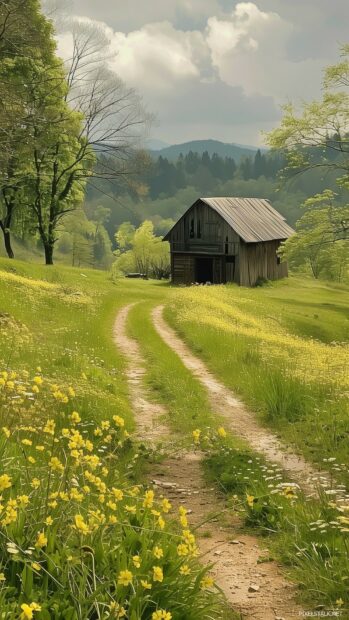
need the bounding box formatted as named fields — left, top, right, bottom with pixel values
left=195, top=257, right=213, bottom=283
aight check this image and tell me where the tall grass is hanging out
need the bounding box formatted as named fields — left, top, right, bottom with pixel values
left=0, top=261, right=229, bottom=619
left=166, top=281, right=349, bottom=482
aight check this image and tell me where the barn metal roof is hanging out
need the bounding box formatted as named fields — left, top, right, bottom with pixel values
left=201, top=197, right=294, bottom=242
left=164, top=197, right=294, bottom=243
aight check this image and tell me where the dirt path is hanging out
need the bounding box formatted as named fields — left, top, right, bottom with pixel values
left=114, top=304, right=303, bottom=620
left=152, top=305, right=331, bottom=497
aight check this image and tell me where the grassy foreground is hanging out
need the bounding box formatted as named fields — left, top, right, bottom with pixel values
left=1, top=258, right=349, bottom=615
left=167, top=278, right=349, bottom=480
left=126, top=277, right=349, bottom=610
left=0, top=259, right=230, bottom=620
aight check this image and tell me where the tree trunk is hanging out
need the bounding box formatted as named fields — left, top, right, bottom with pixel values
left=44, top=242, right=54, bottom=265
left=0, top=220, right=14, bottom=259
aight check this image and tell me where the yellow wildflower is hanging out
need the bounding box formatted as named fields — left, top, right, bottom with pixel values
left=192, top=429, right=201, bottom=444
left=73, top=514, right=90, bottom=535
left=49, top=457, right=64, bottom=472
left=70, top=411, right=81, bottom=425
left=117, top=569, right=133, bottom=586
left=113, top=415, right=125, bottom=427
left=20, top=603, right=42, bottom=619
left=45, top=516, right=53, bottom=526
left=158, top=516, right=165, bottom=530
left=43, top=419, right=55, bottom=436
left=141, top=579, right=152, bottom=589
left=0, top=474, right=12, bottom=491
left=110, top=603, right=126, bottom=617
left=246, top=494, right=255, bottom=508
left=109, top=515, right=118, bottom=524
left=35, top=532, right=47, bottom=548
left=161, top=498, right=172, bottom=513
left=180, top=515, right=188, bottom=528
left=2, top=427, right=10, bottom=438
left=153, top=546, right=164, bottom=559
left=143, top=490, right=154, bottom=508
left=177, top=544, right=189, bottom=557
left=0, top=572, right=5, bottom=582
left=180, top=564, right=191, bottom=575
left=152, top=611, right=172, bottom=620
left=17, top=495, right=30, bottom=506
left=31, top=562, right=41, bottom=571
left=22, top=439, right=33, bottom=446
left=152, top=566, right=164, bottom=582
left=217, top=427, right=227, bottom=438
left=132, top=555, right=141, bottom=568
left=200, top=575, right=214, bottom=590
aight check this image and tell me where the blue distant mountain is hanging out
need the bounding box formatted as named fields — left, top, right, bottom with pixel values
left=145, top=139, right=170, bottom=150
left=149, top=139, right=266, bottom=162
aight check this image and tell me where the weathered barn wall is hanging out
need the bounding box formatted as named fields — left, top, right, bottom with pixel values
left=171, top=254, right=195, bottom=285
left=172, top=254, right=226, bottom=285
left=239, top=240, right=287, bottom=287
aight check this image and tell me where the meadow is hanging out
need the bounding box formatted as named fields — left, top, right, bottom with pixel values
left=166, top=279, right=349, bottom=479
left=128, top=277, right=349, bottom=609
left=0, top=258, right=348, bottom=616
left=0, top=259, right=227, bottom=620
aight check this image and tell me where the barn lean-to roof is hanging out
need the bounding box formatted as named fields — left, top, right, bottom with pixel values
left=164, top=197, right=294, bottom=243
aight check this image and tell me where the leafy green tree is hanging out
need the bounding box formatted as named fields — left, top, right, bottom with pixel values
left=0, top=0, right=57, bottom=258
left=267, top=46, right=349, bottom=279
left=279, top=191, right=349, bottom=280
left=115, top=222, right=136, bottom=250
left=267, top=45, right=349, bottom=190
left=113, top=220, right=170, bottom=278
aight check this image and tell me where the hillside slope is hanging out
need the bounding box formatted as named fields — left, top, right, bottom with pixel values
left=150, top=139, right=264, bottom=162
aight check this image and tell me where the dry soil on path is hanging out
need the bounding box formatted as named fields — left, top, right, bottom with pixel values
left=152, top=305, right=330, bottom=498
left=114, top=303, right=304, bottom=620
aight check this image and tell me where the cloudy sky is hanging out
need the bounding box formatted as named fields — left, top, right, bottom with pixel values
left=53, top=0, right=349, bottom=147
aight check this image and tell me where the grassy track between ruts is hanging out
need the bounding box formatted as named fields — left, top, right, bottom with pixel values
left=128, top=301, right=236, bottom=439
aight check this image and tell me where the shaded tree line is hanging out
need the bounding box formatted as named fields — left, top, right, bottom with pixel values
left=145, top=149, right=285, bottom=200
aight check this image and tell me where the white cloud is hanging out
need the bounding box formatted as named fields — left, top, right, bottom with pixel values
left=206, top=2, right=322, bottom=101
left=52, top=1, right=343, bottom=144
left=109, top=22, right=208, bottom=91
left=56, top=17, right=208, bottom=92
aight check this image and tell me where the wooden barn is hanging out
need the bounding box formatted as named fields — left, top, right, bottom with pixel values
left=164, top=197, right=294, bottom=287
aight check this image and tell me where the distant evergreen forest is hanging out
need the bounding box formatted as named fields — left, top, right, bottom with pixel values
left=84, top=146, right=340, bottom=245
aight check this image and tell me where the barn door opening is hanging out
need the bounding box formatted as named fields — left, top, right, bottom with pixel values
left=195, top=257, right=213, bottom=283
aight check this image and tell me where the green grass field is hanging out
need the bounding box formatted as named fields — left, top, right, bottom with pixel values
left=0, top=260, right=233, bottom=619
left=124, top=276, right=349, bottom=610
left=0, top=258, right=348, bottom=615
left=166, top=279, right=349, bottom=478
